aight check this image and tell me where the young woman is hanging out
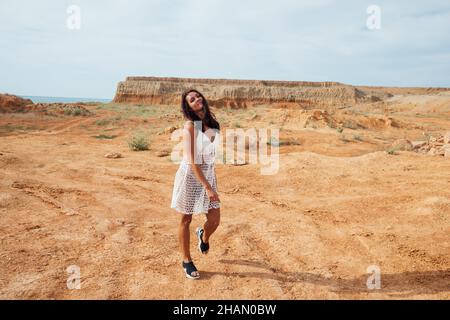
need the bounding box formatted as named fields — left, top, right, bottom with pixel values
left=170, top=89, right=221, bottom=279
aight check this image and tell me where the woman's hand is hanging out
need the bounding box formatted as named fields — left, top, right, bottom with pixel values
left=206, top=187, right=220, bottom=202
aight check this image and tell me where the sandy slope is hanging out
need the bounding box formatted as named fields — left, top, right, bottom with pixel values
left=0, top=98, right=449, bottom=299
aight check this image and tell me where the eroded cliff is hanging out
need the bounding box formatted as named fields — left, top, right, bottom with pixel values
left=113, top=76, right=373, bottom=108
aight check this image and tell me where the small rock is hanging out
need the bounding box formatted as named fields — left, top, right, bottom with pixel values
left=445, top=146, right=450, bottom=159
left=231, top=161, right=248, bottom=166
left=428, top=148, right=436, bottom=156
left=411, top=141, right=427, bottom=149
left=156, top=150, right=170, bottom=157
left=444, top=132, right=450, bottom=144
left=105, top=152, right=122, bottom=159
left=115, top=219, right=126, bottom=226
left=63, top=208, right=79, bottom=216
left=25, top=225, right=41, bottom=231
left=389, top=139, right=413, bottom=151
left=125, top=223, right=137, bottom=228
left=164, top=126, right=177, bottom=134
left=230, top=186, right=240, bottom=194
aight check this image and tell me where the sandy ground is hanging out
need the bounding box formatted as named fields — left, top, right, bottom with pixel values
left=0, top=98, right=449, bottom=299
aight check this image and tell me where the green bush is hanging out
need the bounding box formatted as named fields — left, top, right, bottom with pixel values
left=63, top=106, right=89, bottom=116
left=127, top=131, right=150, bottom=151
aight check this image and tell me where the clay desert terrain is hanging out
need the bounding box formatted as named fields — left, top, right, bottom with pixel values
left=0, top=77, right=449, bottom=299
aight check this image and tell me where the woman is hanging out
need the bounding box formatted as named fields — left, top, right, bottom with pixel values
left=170, top=89, right=221, bottom=279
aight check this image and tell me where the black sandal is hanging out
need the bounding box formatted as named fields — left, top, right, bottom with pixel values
left=196, top=227, right=209, bottom=254
left=182, top=261, right=200, bottom=279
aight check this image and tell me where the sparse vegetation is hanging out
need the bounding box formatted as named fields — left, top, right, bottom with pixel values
left=94, top=115, right=124, bottom=126
left=342, top=119, right=359, bottom=130
left=0, top=124, right=38, bottom=135
left=127, top=130, right=150, bottom=151
left=267, top=137, right=301, bottom=147
left=95, top=119, right=111, bottom=126
left=386, top=147, right=399, bottom=155
left=96, top=103, right=169, bottom=119
left=353, top=135, right=363, bottom=141
left=273, top=138, right=302, bottom=146
left=92, top=134, right=117, bottom=139
left=423, top=132, right=432, bottom=142
left=337, top=127, right=344, bottom=133
left=62, top=106, right=91, bottom=116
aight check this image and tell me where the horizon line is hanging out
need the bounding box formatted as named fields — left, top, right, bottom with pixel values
left=14, top=94, right=112, bottom=101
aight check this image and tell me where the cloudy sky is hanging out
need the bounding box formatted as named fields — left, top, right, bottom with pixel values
left=1, top=0, right=449, bottom=99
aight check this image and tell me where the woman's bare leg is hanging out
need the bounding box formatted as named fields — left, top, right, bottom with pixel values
left=203, top=208, right=220, bottom=243
left=179, top=214, right=193, bottom=262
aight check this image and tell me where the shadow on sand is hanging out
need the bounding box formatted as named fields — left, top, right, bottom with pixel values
left=197, top=259, right=449, bottom=297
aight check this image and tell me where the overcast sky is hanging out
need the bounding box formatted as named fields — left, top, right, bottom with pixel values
left=1, top=0, right=449, bottom=99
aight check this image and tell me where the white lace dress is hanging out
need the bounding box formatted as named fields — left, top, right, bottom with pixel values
left=170, top=127, right=220, bottom=215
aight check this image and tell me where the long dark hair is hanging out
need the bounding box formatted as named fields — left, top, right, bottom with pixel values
left=181, top=89, right=220, bottom=132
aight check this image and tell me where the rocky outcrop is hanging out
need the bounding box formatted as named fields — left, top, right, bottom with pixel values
left=113, top=76, right=377, bottom=108
left=356, top=86, right=450, bottom=96
left=388, top=139, right=414, bottom=151
left=411, top=132, right=450, bottom=158
left=26, top=103, right=93, bottom=116
left=0, top=94, right=33, bottom=113
left=0, top=94, right=92, bottom=116
left=301, top=109, right=420, bottom=131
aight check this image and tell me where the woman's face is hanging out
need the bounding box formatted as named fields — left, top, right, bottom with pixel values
left=186, top=91, right=204, bottom=112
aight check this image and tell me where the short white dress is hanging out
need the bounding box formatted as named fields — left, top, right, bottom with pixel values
left=170, top=125, right=220, bottom=215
